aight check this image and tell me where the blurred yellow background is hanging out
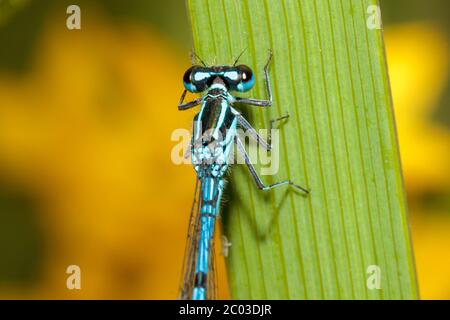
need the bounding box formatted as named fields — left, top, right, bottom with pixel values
left=0, top=1, right=448, bottom=299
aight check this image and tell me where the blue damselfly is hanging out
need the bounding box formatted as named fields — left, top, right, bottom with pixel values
left=177, top=51, right=309, bottom=300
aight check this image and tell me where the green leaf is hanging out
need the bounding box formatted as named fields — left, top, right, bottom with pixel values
left=186, top=0, right=418, bottom=299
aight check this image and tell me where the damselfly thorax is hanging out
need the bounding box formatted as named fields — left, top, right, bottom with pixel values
left=192, top=78, right=237, bottom=178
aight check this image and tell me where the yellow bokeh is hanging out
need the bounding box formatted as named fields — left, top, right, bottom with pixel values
left=385, top=23, right=450, bottom=299
left=0, top=14, right=197, bottom=299
left=386, top=23, right=450, bottom=195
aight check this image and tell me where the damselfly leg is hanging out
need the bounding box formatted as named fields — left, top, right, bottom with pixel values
left=232, top=107, right=290, bottom=151
left=178, top=89, right=202, bottom=111
left=235, top=137, right=310, bottom=193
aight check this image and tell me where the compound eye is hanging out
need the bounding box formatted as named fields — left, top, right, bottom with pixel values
left=194, top=71, right=211, bottom=90
left=236, top=65, right=255, bottom=92
left=183, top=66, right=198, bottom=92
left=184, top=66, right=210, bottom=92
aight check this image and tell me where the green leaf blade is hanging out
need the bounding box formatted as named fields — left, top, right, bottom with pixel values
left=187, top=0, right=418, bottom=300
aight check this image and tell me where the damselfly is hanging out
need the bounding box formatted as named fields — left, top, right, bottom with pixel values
left=177, top=51, right=309, bottom=300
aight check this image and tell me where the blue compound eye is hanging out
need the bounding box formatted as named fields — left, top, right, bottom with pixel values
left=183, top=66, right=197, bottom=92
left=183, top=66, right=210, bottom=92
left=235, top=65, right=254, bottom=92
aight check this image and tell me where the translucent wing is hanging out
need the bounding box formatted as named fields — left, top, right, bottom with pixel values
left=178, top=177, right=219, bottom=300
left=207, top=234, right=218, bottom=300
left=178, top=178, right=202, bottom=299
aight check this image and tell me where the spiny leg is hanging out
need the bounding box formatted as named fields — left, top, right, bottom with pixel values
left=235, top=137, right=309, bottom=193
left=232, top=106, right=290, bottom=151
left=178, top=89, right=202, bottom=111
left=231, top=107, right=270, bottom=151
left=234, top=50, right=273, bottom=107
left=268, top=114, right=290, bottom=146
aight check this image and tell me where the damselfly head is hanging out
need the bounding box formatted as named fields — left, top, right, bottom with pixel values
left=183, top=65, right=255, bottom=93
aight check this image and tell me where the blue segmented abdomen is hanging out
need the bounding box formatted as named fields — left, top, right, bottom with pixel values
left=190, top=90, right=235, bottom=299
left=192, top=177, right=224, bottom=300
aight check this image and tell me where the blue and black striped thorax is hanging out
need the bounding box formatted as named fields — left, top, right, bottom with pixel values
left=191, top=78, right=238, bottom=179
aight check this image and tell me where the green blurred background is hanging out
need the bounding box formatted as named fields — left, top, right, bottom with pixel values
left=0, top=0, right=448, bottom=299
